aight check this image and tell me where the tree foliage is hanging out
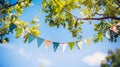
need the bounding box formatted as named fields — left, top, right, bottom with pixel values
left=0, top=0, right=120, bottom=43
left=0, top=0, right=40, bottom=43
left=101, top=48, right=120, bottom=67
left=42, top=0, right=120, bottom=42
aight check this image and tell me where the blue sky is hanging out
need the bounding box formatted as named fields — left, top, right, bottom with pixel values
left=0, top=0, right=120, bottom=67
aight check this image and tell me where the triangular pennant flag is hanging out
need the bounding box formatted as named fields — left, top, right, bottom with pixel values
left=84, top=38, right=91, bottom=46
left=60, top=43, right=67, bottom=53
left=76, top=41, right=84, bottom=49
left=37, top=37, right=44, bottom=48
left=45, top=40, right=51, bottom=49
left=68, top=42, right=75, bottom=51
left=28, top=34, right=36, bottom=44
left=8, top=23, right=17, bottom=32
left=52, top=42, right=59, bottom=52
left=110, top=25, right=119, bottom=33
left=116, top=22, right=120, bottom=26
left=105, top=29, right=111, bottom=39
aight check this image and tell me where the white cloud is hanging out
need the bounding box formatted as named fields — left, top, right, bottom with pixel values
left=37, top=58, right=51, bottom=66
left=18, top=48, right=31, bottom=58
left=83, top=52, right=107, bottom=66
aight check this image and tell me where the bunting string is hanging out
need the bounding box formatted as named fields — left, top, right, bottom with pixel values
left=7, top=23, right=94, bottom=52
left=7, top=22, right=120, bottom=52
left=27, top=34, right=92, bottom=52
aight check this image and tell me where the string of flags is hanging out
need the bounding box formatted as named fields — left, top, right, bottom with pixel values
left=27, top=33, right=92, bottom=52
left=8, top=22, right=120, bottom=52
left=7, top=23, right=92, bottom=52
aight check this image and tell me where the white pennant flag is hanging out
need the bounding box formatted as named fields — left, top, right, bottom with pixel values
left=60, top=43, right=67, bottom=53
left=76, top=41, right=84, bottom=49
left=84, top=38, right=91, bottom=46
left=105, top=29, right=111, bottom=39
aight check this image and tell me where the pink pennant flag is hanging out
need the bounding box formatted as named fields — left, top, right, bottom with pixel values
left=110, top=22, right=120, bottom=33
left=45, top=40, right=51, bottom=49
left=110, top=25, right=119, bottom=33
left=116, top=22, right=120, bottom=26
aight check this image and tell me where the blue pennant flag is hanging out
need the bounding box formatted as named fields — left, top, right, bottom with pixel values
left=8, top=23, right=17, bottom=32
left=28, top=34, right=36, bottom=44
left=52, top=42, right=59, bottom=52
left=37, top=37, right=44, bottom=48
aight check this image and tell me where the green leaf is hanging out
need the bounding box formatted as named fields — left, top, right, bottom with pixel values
left=97, top=33, right=103, bottom=42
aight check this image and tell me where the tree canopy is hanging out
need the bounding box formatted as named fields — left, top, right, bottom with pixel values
left=101, top=48, right=120, bottom=67
left=0, top=0, right=120, bottom=43
left=0, top=0, right=40, bottom=43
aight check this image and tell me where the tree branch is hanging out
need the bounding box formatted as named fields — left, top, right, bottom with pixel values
left=53, top=0, right=120, bottom=21
left=77, top=16, right=120, bottom=20
left=63, top=7, right=120, bottom=20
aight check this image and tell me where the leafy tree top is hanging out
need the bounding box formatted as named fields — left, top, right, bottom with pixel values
left=101, top=48, right=120, bottom=67
left=0, top=0, right=120, bottom=43
left=42, top=0, right=120, bottom=42
left=0, top=0, right=40, bottom=43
